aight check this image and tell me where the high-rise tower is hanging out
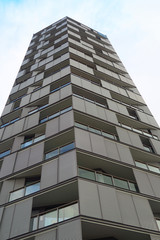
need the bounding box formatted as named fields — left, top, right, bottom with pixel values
left=0, top=17, right=160, bottom=240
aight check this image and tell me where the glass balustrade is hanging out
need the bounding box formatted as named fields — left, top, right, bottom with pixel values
left=31, top=202, right=79, bottom=230
left=78, top=167, right=138, bottom=193
left=9, top=182, right=40, bottom=202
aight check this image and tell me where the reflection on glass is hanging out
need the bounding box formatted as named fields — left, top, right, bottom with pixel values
left=21, top=140, right=33, bottom=148
left=89, top=127, right=101, bottom=135
left=75, top=122, right=88, bottom=130
left=45, top=149, right=59, bottom=160
left=148, top=165, right=160, bottom=173
left=135, top=161, right=148, bottom=170
left=78, top=168, right=95, bottom=181
left=9, top=188, right=25, bottom=201
left=156, top=219, right=160, bottom=230
left=129, top=182, right=138, bottom=192
left=25, top=182, right=40, bottom=195
left=102, top=132, right=115, bottom=140
left=44, top=211, right=57, bottom=227
left=31, top=216, right=38, bottom=231
left=96, top=173, right=112, bottom=185
left=114, top=178, right=129, bottom=190
left=59, top=203, right=78, bottom=222
left=0, top=149, right=10, bottom=158
left=60, top=143, right=75, bottom=154
left=34, top=135, right=45, bottom=143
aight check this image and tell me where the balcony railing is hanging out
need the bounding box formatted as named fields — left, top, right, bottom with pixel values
left=0, top=149, right=11, bottom=159
left=45, top=142, right=75, bottom=160
left=9, top=181, right=40, bottom=202
left=75, top=122, right=118, bottom=141
left=135, top=161, right=160, bottom=174
left=21, top=135, right=45, bottom=149
left=30, top=202, right=79, bottom=231
left=39, top=106, right=72, bottom=124
left=78, top=167, right=139, bottom=193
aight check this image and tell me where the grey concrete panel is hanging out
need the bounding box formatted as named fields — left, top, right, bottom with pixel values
left=133, top=169, right=154, bottom=196
left=40, top=85, right=50, bottom=98
left=2, top=124, right=12, bottom=140
left=116, top=127, right=131, bottom=145
left=14, top=178, right=25, bottom=190
left=60, top=85, right=72, bottom=99
left=49, top=91, right=60, bottom=105
left=72, top=96, right=86, bottom=113
left=41, top=159, right=58, bottom=189
left=100, top=87, right=111, bottom=98
left=1, top=103, right=13, bottom=116
left=105, top=109, right=118, bottom=124
left=12, top=118, right=25, bottom=136
left=28, top=142, right=44, bottom=166
left=20, top=94, right=30, bottom=107
left=117, top=191, right=139, bottom=226
left=10, top=198, right=33, bottom=238
left=78, top=179, right=102, bottom=219
left=0, top=128, right=4, bottom=140
left=90, top=133, right=107, bottom=156
left=0, top=205, right=15, bottom=240
left=147, top=115, right=159, bottom=128
left=137, top=111, right=149, bottom=124
left=12, top=136, right=24, bottom=152
left=150, top=138, right=160, bottom=155
left=0, top=153, right=16, bottom=178
left=59, top=110, right=74, bottom=132
left=133, top=195, right=158, bottom=230
left=75, top=128, right=92, bottom=152
left=58, top=219, right=82, bottom=240
left=98, top=184, right=122, bottom=222
left=128, top=131, right=143, bottom=149
left=105, top=139, right=120, bottom=161
left=0, top=180, right=14, bottom=204
left=116, top=143, right=134, bottom=165
left=23, top=112, right=40, bottom=130
left=14, top=148, right=30, bottom=172
left=147, top=174, right=160, bottom=198
left=45, top=117, right=59, bottom=138
left=96, top=106, right=107, bottom=120
left=35, top=229, right=57, bottom=240
left=117, top=103, right=129, bottom=116
left=30, top=90, right=40, bottom=102
left=85, top=101, right=98, bottom=117
left=59, top=150, right=77, bottom=182
left=107, top=99, right=119, bottom=112
left=0, top=207, right=4, bottom=223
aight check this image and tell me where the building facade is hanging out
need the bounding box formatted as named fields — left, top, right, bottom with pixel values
left=0, top=16, right=160, bottom=240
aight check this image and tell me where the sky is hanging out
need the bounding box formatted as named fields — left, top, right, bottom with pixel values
left=0, top=0, right=160, bottom=125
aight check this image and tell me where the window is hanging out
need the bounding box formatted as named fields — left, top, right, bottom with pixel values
left=127, top=108, right=138, bottom=120
left=78, top=167, right=139, bottom=193
left=0, top=149, right=10, bottom=159
left=30, top=202, right=79, bottom=231
left=140, top=137, right=154, bottom=153
left=45, top=142, right=75, bottom=160
left=78, top=168, right=95, bottom=181
left=21, top=135, right=45, bottom=149
left=114, top=178, right=129, bottom=190
left=9, top=181, right=40, bottom=202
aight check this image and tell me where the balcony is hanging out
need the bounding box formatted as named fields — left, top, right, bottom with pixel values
left=21, top=135, right=45, bottom=149
left=45, top=142, right=75, bottom=160
left=9, top=181, right=40, bottom=202
left=135, top=160, right=160, bottom=174
left=78, top=167, right=139, bottom=193
left=31, top=202, right=79, bottom=231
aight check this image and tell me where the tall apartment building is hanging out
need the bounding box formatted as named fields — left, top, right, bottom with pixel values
left=0, top=16, right=160, bottom=240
